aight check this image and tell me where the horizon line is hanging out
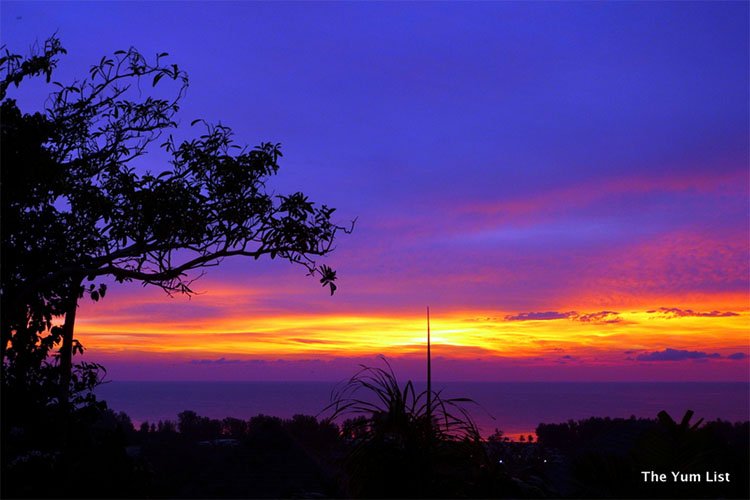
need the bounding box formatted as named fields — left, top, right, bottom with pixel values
left=101, top=379, right=750, bottom=384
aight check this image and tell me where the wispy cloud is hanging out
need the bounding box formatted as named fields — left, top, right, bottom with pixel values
left=505, top=310, right=621, bottom=324
left=190, top=357, right=244, bottom=364
left=505, top=311, right=577, bottom=321
left=635, top=348, right=721, bottom=362
left=557, top=354, right=581, bottom=364
left=647, top=307, right=739, bottom=319
left=576, top=311, right=621, bottom=323
left=289, top=338, right=336, bottom=344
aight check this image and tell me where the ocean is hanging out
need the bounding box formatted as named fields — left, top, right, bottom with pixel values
left=95, top=381, right=750, bottom=438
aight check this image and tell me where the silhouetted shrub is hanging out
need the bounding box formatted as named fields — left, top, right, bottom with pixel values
left=322, top=358, right=520, bottom=497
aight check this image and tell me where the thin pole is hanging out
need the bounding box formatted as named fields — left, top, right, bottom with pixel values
left=427, top=306, right=431, bottom=427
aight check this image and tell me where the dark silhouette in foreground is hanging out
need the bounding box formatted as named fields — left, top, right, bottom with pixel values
left=3, top=389, right=748, bottom=498
left=2, top=356, right=748, bottom=498
left=535, top=410, right=749, bottom=498
left=1, top=35, right=352, bottom=416
left=320, top=358, right=520, bottom=497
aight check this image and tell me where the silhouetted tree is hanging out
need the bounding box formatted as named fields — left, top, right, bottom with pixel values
left=156, top=420, right=176, bottom=433
left=221, top=417, right=248, bottom=439
left=1, top=37, right=353, bottom=407
left=177, top=410, right=221, bottom=441
left=283, top=414, right=339, bottom=453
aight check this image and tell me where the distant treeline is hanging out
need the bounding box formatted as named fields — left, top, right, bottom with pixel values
left=4, top=405, right=748, bottom=498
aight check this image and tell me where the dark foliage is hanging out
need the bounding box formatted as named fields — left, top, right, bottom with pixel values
left=4, top=405, right=148, bottom=498
left=321, top=358, right=521, bottom=497
left=1, top=35, right=352, bottom=417
left=4, top=403, right=748, bottom=499
left=536, top=411, right=750, bottom=498
left=2, top=35, right=352, bottom=498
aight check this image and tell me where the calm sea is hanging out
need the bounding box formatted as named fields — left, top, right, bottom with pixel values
left=95, top=381, right=750, bottom=438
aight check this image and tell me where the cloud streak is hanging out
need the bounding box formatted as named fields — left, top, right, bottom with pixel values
left=505, top=310, right=622, bottom=324
left=647, top=307, right=739, bottom=319
left=636, top=348, right=729, bottom=362
left=191, top=357, right=244, bottom=365
left=504, top=311, right=576, bottom=321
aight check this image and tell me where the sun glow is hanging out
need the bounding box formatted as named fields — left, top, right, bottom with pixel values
left=75, top=305, right=749, bottom=365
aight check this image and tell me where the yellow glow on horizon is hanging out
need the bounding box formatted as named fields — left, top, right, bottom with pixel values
left=75, top=306, right=750, bottom=363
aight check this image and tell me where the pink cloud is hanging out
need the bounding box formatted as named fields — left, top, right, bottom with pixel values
left=458, top=168, right=747, bottom=227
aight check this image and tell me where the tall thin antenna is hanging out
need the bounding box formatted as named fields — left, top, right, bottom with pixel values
left=427, top=305, right=431, bottom=426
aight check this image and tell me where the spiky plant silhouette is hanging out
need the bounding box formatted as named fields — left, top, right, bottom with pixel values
left=635, top=409, right=714, bottom=472
left=321, top=357, right=504, bottom=498
left=323, top=356, right=480, bottom=442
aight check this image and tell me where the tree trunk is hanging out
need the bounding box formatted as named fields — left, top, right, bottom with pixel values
left=0, top=298, right=21, bottom=361
left=58, top=289, right=79, bottom=409
left=1, top=322, right=10, bottom=364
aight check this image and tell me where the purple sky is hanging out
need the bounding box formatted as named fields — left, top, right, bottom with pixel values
left=2, top=2, right=748, bottom=381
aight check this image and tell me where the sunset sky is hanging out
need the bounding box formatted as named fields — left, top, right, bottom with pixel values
left=3, top=2, right=748, bottom=381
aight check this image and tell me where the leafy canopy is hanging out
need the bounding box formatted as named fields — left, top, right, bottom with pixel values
left=1, top=36, right=352, bottom=411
